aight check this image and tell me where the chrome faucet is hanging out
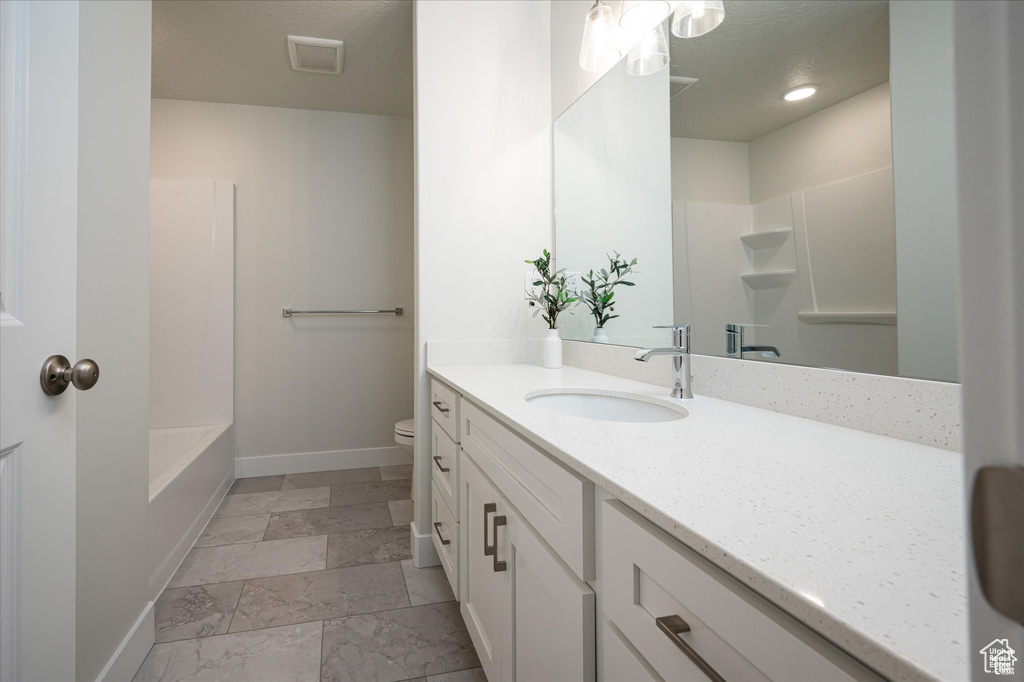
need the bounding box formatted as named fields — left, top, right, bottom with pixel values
left=725, top=323, right=780, bottom=358
left=635, top=324, right=693, bottom=400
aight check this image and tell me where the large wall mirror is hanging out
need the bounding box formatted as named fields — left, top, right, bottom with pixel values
left=554, top=0, right=959, bottom=382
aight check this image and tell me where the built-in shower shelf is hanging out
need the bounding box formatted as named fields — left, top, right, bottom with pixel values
left=798, top=311, right=897, bottom=326
left=740, top=228, right=792, bottom=249
left=741, top=270, right=796, bottom=290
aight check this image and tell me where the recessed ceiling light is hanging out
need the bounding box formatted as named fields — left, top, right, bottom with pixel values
left=783, top=85, right=817, bottom=102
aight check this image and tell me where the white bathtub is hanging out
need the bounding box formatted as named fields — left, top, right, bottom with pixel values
left=149, top=423, right=234, bottom=598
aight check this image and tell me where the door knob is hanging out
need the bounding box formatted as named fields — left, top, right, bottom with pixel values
left=40, top=355, right=100, bottom=395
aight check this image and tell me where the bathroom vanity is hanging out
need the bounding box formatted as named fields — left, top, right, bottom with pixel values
left=426, top=363, right=965, bottom=682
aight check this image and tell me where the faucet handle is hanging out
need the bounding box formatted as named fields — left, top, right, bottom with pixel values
left=726, top=323, right=769, bottom=328
left=653, top=324, right=690, bottom=330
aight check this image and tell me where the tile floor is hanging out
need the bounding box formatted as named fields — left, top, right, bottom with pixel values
left=135, top=465, right=485, bottom=682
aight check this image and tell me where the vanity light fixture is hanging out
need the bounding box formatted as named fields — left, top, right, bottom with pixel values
left=626, top=22, right=670, bottom=76
left=671, top=0, right=725, bottom=38
left=783, top=85, right=817, bottom=101
left=619, top=0, right=673, bottom=31
left=579, top=0, right=622, bottom=72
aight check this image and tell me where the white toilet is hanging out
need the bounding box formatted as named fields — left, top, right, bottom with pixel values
left=394, top=419, right=415, bottom=456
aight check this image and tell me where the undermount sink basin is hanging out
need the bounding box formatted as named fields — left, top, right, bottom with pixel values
left=524, top=389, right=688, bottom=423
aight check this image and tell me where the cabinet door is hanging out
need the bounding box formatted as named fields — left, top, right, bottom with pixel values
left=460, top=452, right=506, bottom=682
left=502, top=501, right=596, bottom=682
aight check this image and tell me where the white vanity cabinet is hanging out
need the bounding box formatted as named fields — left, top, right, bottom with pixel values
left=430, top=378, right=462, bottom=598
left=460, top=451, right=596, bottom=682
left=428, top=373, right=882, bottom=682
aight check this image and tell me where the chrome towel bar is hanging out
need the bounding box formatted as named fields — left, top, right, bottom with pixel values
left=282, top=307, right=403, bottom=317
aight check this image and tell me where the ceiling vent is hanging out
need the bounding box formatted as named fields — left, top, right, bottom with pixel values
left=670, top=76, right=698, bottom=101
left=287, top=35, right=344, bottom=74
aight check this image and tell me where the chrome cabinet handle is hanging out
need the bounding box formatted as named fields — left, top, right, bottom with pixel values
left=483, top=503, right=497, bottom=557
left=40, top=355, right=100, bottom=396
left=491, top=513, right=507, bottom=572
left=432, top=400, right=449, bottom=414
left=655, top=615, right=726, bottom=682
left=433, top=521, right=450, bottom=546
left=433, top=456, right=450, bottom=473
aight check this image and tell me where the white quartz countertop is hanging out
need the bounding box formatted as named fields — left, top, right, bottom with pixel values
left=427, top=363, right=967, bottom=682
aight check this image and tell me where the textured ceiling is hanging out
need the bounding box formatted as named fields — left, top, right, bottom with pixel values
left=152, top=0, right=413, bottom=116
left=669, top=0, right=889, bottom=142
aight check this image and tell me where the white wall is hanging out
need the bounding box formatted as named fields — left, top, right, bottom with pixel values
left=748, top=82, right=893, bottom=204
left=151, top=100, right=414, bottom=468
left=414, top=0, right=553, bottom=563
left=150, top=181, right=234, bottom=429
left=890, top=2, right=959, bottom=383
left=670, top=138, right=749, bottom=204
left=76, top=1, right=152, bottom=679
left=555, top=57, right=673, bottom=344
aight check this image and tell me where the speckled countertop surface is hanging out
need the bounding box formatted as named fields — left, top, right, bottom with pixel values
left=427, top=363, right=967, bottom=682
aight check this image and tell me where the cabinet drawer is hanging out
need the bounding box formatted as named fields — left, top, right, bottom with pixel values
left=430, top=481, right=458, bottom=599
left=600, top=500, right=880, bottom=682
left=601, top=620, right=659, bottom=682
left=430, top=419, right=459, bottom=517
left=430, top=378, right=460, bottom=442
left=461, top=400, right=594, bottom=581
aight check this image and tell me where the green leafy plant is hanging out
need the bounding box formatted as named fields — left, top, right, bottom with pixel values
left=582, top=252, right=637, bottom=328
left=525, top=249, right=578, bottom=329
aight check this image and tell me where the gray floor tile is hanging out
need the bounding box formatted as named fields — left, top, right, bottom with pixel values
left=401, top=559, right=455, bottom=606
left=154, top=581, right=244, bottom=643
left=214, top=487, right=331, bottom=517
left=229, top=562, right=409, bottom=632
left=321, top=602, right=480, bottom=682
left=195, top=515, right=270, bottom=547
left=263, top=502, right=392, bottom=540
left=133, top=621, right=322, bottom=682
left=330, top=480, right=411, bottom=506
left=327, top=526, right=412, bottom=568
left=427, top=669, right=487, bottom=682
left=228, top=475, right=284, bottom=494
left=168, top=536, right=327, bottom=588
left=389, top=499, right=414, bottom=526
left=281, top=467, right=381, bottom=489
left=379, top=464, right=413, bottom=481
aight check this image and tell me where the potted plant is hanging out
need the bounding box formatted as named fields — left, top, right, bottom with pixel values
left=581, top=252, right=637, bottom=343
left=525, top=249, right=577, bottom=368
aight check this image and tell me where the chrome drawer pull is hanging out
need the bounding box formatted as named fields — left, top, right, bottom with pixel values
left=433, top=521, right=451, bottom=546
left=433, top=456, right=450, bottom=472
left=432, top=400, right=450, bottom=414
left=655, top=615, right=726, bottom=682
left=484, top=503, right=497, bottom=556
left=491, top=513, right=507, bottom=572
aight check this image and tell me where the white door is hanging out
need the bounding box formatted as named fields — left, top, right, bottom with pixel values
left=460, top=453, right=505, bottom=682
left=501, top=501, right=595, bottom=682
left=952, top=2, right=1024, bottom=679
left=0, top=2, right=81, bottom=680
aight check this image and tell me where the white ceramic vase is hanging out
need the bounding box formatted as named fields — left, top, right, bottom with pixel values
left=543, top=328, right=562, bottom=369
left=592, top=327, right=610, bottom=343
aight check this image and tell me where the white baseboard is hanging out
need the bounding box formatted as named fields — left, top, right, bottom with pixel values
left=235, top=446, right=412, bottom=478
left=94, top=600, right=154, bottom=682
left=149, top=471, right=233, bottom=601
left=411, top=520, right=440, bottom=568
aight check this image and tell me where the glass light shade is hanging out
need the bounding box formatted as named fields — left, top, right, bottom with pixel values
left=619, top=0, right=673, bottom=31
left=626, top=23, right=670, bottom=76
left=579, top=1, right=622, bottom=72
left=671, top=0, right=725, bottom=38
